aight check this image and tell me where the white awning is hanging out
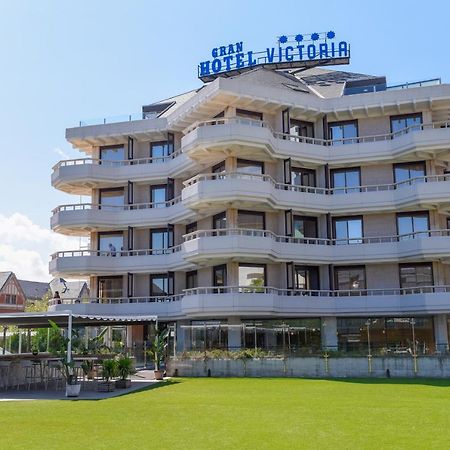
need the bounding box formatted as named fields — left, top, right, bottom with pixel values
left=0, top=311, right=158, bottom=328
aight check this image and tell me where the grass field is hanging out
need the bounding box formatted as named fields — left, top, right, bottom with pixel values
left=0, top=378, right=449, bottom=449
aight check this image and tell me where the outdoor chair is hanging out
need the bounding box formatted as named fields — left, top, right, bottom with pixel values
left=0, top=361, right=11, bottom=391
left=46, top=360, right=64, bottom=390
left=18, top=360, right=40, bottom=390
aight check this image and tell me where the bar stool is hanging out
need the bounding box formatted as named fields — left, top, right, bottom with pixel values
left=0, top=361, right=11, bottom=390
left=47, top=360, right=64, bottom=390
left=18, top=360, right=39, bottom=390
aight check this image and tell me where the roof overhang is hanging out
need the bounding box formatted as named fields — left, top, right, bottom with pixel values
left=0, top=311, right=158, bottom=328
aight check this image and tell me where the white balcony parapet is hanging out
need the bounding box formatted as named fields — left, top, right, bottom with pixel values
left=49, top=294, right=183, bottom=307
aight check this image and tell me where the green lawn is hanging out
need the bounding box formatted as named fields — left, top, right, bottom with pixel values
left=0, top=378, right=449, bottom=449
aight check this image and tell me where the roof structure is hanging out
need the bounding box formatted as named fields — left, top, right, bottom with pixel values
left=0, top=272, right=12, bottom=291
left=17, top=280, right=50, bottom=300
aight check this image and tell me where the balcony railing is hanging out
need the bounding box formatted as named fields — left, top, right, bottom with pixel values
left=184, top=171, right=450, bottom=195
left=185, top=116, right=450, bottom=147
left=49, top=294, right=183, bottom=306
left=52, top=149, right=183, bottom=171
left=52, top=196, right=181, bottom=215
left=183, top=228, right=450, bottom=246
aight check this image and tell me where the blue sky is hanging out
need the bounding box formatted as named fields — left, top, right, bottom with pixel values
left=0, top=0, right=449, bottom=279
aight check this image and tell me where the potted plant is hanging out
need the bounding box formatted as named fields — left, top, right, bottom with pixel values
left=97, top=358, right=117, bottom=392
left=81, top=359, right=95, bottom=380
left=48, top=320, right=82, bottom=397
left=148, top=329, right=170, bottom=380
left=115, top=355, right=135, bottom=389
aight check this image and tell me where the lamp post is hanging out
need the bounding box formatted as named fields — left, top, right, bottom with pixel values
left=365, top=319, right=372, bottom=373
left=411, top=318, right=418, bottom=374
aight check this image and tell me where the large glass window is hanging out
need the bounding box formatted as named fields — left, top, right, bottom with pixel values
left=331, top=168, right=361, bottom=194
left=239, top=264, right=266, bottom=292
left=291, top=167, right=316, bottom=187
left=212, top=161, right=226, bottom=174
left=150, top=185, right=167, bottom=207
left=150, top=135, right=174, bottom=160
left=190, top=320, right=228, bottom=351
left=98, top=232, right=123, bottom=255
left=397, top=212, right=429, bottom=239
left=186, top=271, right=198, bottom=290
left=185, top=222, right=197, bottom=235
left=237, top=159, right=264, bottom=175
left=212, top=212, right=227, bottom=230
left=390, top=113, right=422, bottom=134
left=328, top=120, right=358, bottom=145
left=98, top=276, right=123, bottom=300
left=293, top=216, right=317, bottom=239
left=394, top=161, right=426, bottom=184
left=399, top=263, right=433, bottom=289
left=213, top=265, right=227, bottom=287
left=237, top=210, right=265, bottom=230
left=335, top=266, right=366, bottom=291
left=99, top=188, right=124, bottom=210
left=100, top=145, right=125, bottom=163
left=294, top=266, right=320, bottom=290
left=236, top=109, right=263, bottom=121
left=290, top=119, right=314, bottom=139
left=333, top=217, right=363, bottom=244
left=150, top=273, right=173, bottom=296
left=150, top=228, right=173, bottom=251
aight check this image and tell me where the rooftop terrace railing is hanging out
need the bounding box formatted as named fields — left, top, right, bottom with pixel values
left=387, top=78, right=442, bottom=90
left=49, top=294, right=183, bottom=306
left=78, top=112, right=160, bottom=127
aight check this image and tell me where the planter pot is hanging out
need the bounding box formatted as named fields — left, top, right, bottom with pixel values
left=97, top=381, right=116, bottom=392
left=65, top=383, right=81, bottom=397
left=154, top=370, right=164, bottom=380
left=115, top=379, right=132, bottom=389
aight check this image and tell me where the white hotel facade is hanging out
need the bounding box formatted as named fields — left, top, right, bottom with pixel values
left=50, top=66, right=450, bottom=354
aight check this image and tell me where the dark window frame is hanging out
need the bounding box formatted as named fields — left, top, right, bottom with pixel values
left=238, top=262, right=268, bottom=287
left=150, top=184, right=168, bottom=205
left=212, top=211, right=227, bottom=229
left=393, top=161, right=426, bottom=183
left=149, top=273, right=174, bottom=296
left=332, top=215, right=364, bottom=241
left=99, top=187, right=125, bottom=209
left=290, top=119, right=315, bottom=138
left=97, top=275, right=123, bottom=299
left=330, top=167, right=361, bottom=190
left=236, top=158, right=265, bottom=175
left=185, top=222, right=197, bottom=235
left=334, top=265, right=367, bottom=291
left=186, top=270, right=198, bottom=290
left=97, top=231, right=124, bottom=251
left=150, top=228, right=172, bottom=250
left=396, top=211, right=430, bottom=237
left=237, top=210, right=266, bottom=230
left=398, top=262, right=434, bottom=289
left=328, top=120, right=359, bottom=142
left=294, top=265, right=320, bottom=290
left=291, top=166, right=316, bottom=187
left=99, top=144, right=125, bottom=161
left=293, top=215, right=318, bottom=239
left=236, top=109, right=263, bottom=121
left=390, top=113, right=423, bottom=134
left=213, top=264, right=228, bottom=287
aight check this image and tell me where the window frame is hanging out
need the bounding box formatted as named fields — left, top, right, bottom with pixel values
left=328, top=120, right=359, bottom=143
left=332, top=215, right=364, bottom=244
left=237, top=210, right=266, bottom=230
left=291, top=166, right=316, bottom=187
left=236, top=158, right=265, bottom=175
left=334, top=265, right=367, bottom=291
left=390, top=113, right=423, bottom=134
left=150, top=184, right=168, bottom=206
left=396, top=211, right=430, bottom=238
left=398, top=262, right=434, bottom=289
left=393, top=161, right=426, bottom=184
left=330, top=167, right=361, bottom=192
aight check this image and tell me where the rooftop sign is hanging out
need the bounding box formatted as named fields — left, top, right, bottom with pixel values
left=198, top=31, right=350, bottom=82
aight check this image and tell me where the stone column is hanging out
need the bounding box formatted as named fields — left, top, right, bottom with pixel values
left=433, top=314, right=449, bottom=352
left=228, top=316, right=242, bottom=351
left=321, top=317, right=338, bottom=351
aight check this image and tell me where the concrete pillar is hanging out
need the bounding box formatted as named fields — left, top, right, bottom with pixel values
left=321, top=317, right=338, bottom=351
left=176, top=320, right=190, bottom=352
left=228, top=317, right=242, bottom=351
left=433, top=314, right=449, bottom=352
left=228, top=262, right=239, bottom=286
left=227, top=208, right=238, bottom=227
left=225, top=156, right=236, bottom=172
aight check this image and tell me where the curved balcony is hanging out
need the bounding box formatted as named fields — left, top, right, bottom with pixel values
left=48, top=285, right=450, bottom=319
left=52, top=150, right=198, bottom=195
left=183, top=172, right=450, bottom=214
left=49, top=246, right=191, bottom=277
left=51, top=197, right=193, bottom=235
left=183, top=228, right=450, bottom=265
left=182, top=118, right=450, bottom=165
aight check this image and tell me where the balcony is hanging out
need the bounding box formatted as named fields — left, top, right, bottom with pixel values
left=182, top=118, right=450, bottom=165
left=49, top=246, right=191, bottom=277
left=51, top=197, right=192, bottom=235
left=183, top=228, right=450, bottom=265
left=48, top=285, right=450, bottom=319
left=183, top=172, right=450, bottom=214
left=52, top=150, right=196, bottom=195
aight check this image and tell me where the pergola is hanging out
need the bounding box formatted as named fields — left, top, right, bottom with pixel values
left=0, top=311, right=158, bottom=362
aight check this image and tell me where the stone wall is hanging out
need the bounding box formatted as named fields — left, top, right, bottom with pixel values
left=167, top=356, right=450, bottom=378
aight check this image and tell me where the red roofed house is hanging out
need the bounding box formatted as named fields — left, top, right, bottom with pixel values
left=0, top=272, right=26, bottom=313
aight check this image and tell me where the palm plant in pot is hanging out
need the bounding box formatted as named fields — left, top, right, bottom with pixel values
left=97, top=358, right=117, bottom=392
left=115, top=355, right=135, bottom=389
left=48, top=320, right=81, bottom=397
left=148, top=329, right=170, bottom=380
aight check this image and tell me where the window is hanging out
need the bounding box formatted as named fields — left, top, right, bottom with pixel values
left=335, top=266, right=366, bottom=291
left=397, top=212, right=429, bottom=239
left=212, top=212, right=227, bottom=230
left=331, top=168, right=361, bottom=194
left=293, top=216, right=317, bottom=239
left=290, top=119, right=314, bottom=139
left=237, top=210, right=265, bottom=230
left=294, top=266, right=320, bottom=290
left=190, top=320, right=228, bottom=351
left=99, top=188, right=124, bottom=210
left=150, top=273, right=174, bottom=296
left=150, top=135, right=174, bottom=160
left=390, top=113, right=422, bottom=134
left=150, top=185, right=167, bottom=207
left=239, top=264, right=266, bottom=292
left=150, top=228, right=173, bottom=251
left=98, top=276, right=123, bottom=300
left=98, top=232, right=123, bottom=255
left=5, top=294, right=17, bottom=305
left=212, top=161, right=226, bottom=173
left=236, top=108, right=263, bottom=121
left=291, top=167, right=316, bottom=187
left=328, top=120, right=358, bottom=145
left=333, top=217, right=363, bottom=244
left=185, top=222, right=197, bottom=235
left=213, top=265, right=227, bottom=287
left=237, top=159, right=264, bottom=175
left=399, top=263, right=433, bottom=289
left=100, top=145, right=125, bottom=163
left=186, top=270, right=198, bottom=290
left=394, top=161, right=426, bottom=184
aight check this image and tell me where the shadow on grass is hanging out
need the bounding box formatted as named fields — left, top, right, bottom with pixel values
left=325, top=377, right=450, bottom=387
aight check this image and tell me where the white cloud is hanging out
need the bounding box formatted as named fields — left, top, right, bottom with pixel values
left=54, top=147, right=71, bottom=159
left=0, top=213, right=81, bottom=281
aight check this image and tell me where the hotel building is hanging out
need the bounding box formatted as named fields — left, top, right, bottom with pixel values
left=50, top=65, right=450, bottom=355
